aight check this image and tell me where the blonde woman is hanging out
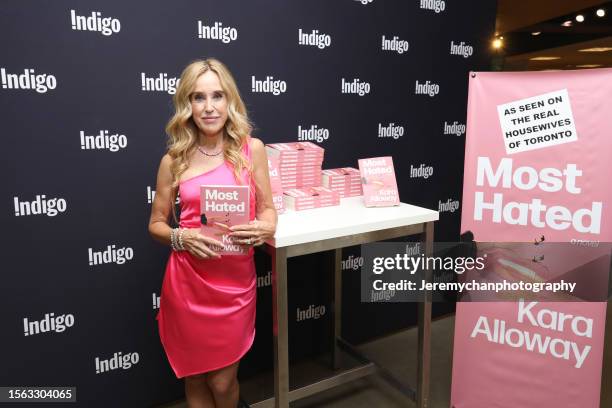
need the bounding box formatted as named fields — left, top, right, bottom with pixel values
left=149, top=58, right=276, bottom=408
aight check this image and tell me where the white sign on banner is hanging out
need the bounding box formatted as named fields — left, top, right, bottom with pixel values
left=497, top=89, right=578, bottom=154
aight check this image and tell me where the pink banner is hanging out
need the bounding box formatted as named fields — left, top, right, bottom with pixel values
left=452, top=69, right=612, bottom=408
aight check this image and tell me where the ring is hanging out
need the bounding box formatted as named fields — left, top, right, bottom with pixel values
left=247, top=238, right=252, bottom=245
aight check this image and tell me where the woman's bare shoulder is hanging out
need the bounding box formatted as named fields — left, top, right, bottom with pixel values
left=248, top=137, right=265, bottom=154
left=159, top=153, right=174, bottom=168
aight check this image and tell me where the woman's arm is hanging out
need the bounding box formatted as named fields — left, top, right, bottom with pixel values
left=230, top=137, right=277, bottom=245
left=148, top=154, right=223, bottom=258
left=148, top=154, right=176, bottom=246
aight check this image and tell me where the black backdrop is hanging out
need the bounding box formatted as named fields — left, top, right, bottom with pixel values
left=1, top=1, right=496, bottom=406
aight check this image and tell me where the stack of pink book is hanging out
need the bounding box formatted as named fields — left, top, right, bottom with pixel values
left=265, top=142, right=324, bottom=190
left=283, top=186, right=340, bottom=211
left=267, top=156, right=285, bottom=214
left=321, top=167, right=363, bottom=198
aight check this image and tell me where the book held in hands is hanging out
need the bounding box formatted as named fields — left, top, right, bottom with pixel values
left=200, top=185, right=250, bottom=255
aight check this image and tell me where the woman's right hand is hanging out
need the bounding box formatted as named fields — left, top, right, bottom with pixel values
left=181, top=228, right=224, bottom=259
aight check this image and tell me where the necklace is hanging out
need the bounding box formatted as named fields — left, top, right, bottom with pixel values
left=197, top=145, right=223, bottom=157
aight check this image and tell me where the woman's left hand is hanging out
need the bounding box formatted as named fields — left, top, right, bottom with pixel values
left=229, top=220, right=276, bottom=246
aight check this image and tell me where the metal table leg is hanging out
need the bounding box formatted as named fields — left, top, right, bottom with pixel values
left=417, top=221, right=434, bottom=408
left=261, top=221, right=434, bottom=408
left=332, top=248, right=342, bottom=370
left=272, top=247, right=289, bottom=408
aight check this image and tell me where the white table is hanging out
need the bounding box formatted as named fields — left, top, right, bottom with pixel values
left=254, top=196, right=438, bottom=408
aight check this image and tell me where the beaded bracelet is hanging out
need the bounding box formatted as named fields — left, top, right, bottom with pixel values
left=172, top=228, right=181, bottom=251
left=178, top=228, right=185, bottom=251
left=170, top=228, right=178, bottom=251
left=170, top=228, right=186, bottom=251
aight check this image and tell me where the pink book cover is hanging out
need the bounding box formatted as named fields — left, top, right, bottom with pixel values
left=334, top=186, right=363, bottom=196
left=293, top=141, right=324, bottom=152
left=283, top=187, right=340, bottom=210
left=281, top=169, right=323, bottom=176
left=278, top=159, right=324, bottom=166
left=199, top=185, right=250, bottom=255
left=322, top=169, right=343, bottom=186
left=325, top=182, right=362, bottom=189
left=322, top=169, right=339, bottom=176
left=272, top=193, right=285, bottom=214
left=267, top=141, right=324, bottom=154
left=323, top=167, right=362, bottom=191
left=267, top=156, right=282, bottom=193
left=278, top=155, right=324, bottom=161
left=280, top=166, right=322, bottom=175
left=283, top=188, right=311, bottom=198
left=310, top=186, right=340, bottom=200
left=338, top=191, right=362, bottom=198
left=282, top=191, right=307, bottom=211
left=281, top=175, right=322, bottom=183
left=280, top=170, right=323, bottom=177
left=329, top=185, right=362, bottom=192
left=323, top=167, right=360, bottom=177
left=340, top=167, right=360, bottom=176
left=279, top=161, right=324, bottom=169
left=281, top=180, right=321, bottom=189
left=325, top=179, right=361, bottom=185
left=281, top=176, right=322, bottom=182
left=358, top=157, right=400, bottom=207
left=265, top=142, right=324, bottom=161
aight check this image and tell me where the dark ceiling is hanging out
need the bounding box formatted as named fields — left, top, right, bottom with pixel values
left=495, top=0, right=612, bottom=70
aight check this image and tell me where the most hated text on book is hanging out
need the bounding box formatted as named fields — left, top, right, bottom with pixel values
left=200, top=185, right=250, bottom=255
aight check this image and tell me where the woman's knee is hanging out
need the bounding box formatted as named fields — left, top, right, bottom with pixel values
left=184, top=372, right=207, bottom=383
left=206, top=373, right=238, bottom=397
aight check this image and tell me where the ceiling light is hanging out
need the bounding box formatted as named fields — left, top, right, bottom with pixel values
left=576, top=64, right=603, bottom=68
left=596, top=9, right=605, bottom=17
left=579, top=47, right=612, bottom=52
left=576, top=14, right=585, bottom=22
left=492, top=38, right=503, bottom=49
left=529, top=56, right=561, bottom=61
left=531, top=31, right=541, bottom=36
left=561, top=20, right=573, bottom=27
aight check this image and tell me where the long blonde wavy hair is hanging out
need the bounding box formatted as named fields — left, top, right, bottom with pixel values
left=166, top=58, right=253, bottom=198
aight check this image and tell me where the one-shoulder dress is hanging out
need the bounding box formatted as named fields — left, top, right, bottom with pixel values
left=156, top=141, right=257, bottom=378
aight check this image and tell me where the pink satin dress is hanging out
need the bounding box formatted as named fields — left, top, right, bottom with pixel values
left=156, top=141, right=256, bottom=378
